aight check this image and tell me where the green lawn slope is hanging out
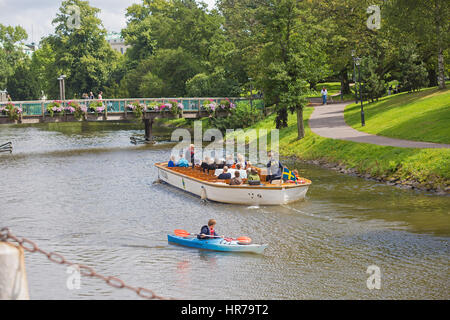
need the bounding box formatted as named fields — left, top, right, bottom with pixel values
left=344, top=87, right=450, bottom=144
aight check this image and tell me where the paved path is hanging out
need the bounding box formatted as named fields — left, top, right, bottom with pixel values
left=309, top=102, right=450, bottom=149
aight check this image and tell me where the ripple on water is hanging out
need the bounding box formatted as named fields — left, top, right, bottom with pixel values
left=1, top=124, right=449, bottom=300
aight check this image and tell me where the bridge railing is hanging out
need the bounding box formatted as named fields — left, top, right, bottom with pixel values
left=0, top=98, right=264, bottom=116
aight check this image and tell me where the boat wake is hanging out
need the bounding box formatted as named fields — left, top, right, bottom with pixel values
left=281, top=205, right=340, bottom=223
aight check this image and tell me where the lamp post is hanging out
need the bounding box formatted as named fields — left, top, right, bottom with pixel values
left=57, top=75, right=66, bottom=101
left=352, top=50, right=357, bottom=104
left=355, top=58, right=365, bottom=127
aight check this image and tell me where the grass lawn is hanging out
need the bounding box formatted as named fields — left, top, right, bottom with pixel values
left=344, top=87, right=450, bottom=144
left=228, top=107, right=450, bottom=190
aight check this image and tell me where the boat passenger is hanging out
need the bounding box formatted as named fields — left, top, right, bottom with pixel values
left=225, top=154, right=235, bottom=167
left=230, top=171, right=243, bottom=186
left=185, top=144, right=195, bottom=169
left=247, top=168, right=261, bottom=185
left=168, top=155, right=177, bottom=167
left=177, top=155, right=190, bottom=167
left=201, top=156, right=211, bottom=173
left=236, top=153, right=246, bottom=169
left=215, top=157, right=225, bottom=169
left=267, top=152, right=283, bottom=183
left=218, top=166, right=232, bottom=180
left=198, top=219, right=223, bottom=240
left=207, top=157, right=216, bottom=173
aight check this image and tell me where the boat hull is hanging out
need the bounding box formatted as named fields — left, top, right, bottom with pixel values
left=168, top=235, right=268, bottom=254
left=156, top=164, right=310, bottom=206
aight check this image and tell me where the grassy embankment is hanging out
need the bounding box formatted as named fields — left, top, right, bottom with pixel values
left=228, top=92, right=449, bottom=193
left=345, top=87, right=450, bottom=144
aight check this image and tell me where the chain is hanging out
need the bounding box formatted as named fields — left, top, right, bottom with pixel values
left=0, top=227, right=172, bottom=300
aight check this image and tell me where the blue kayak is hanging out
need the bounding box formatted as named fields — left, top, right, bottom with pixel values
left=167, top=235, right=268, bottom=254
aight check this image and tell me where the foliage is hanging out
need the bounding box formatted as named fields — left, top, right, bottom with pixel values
left=0, top=24, right=28, bottom=89
left=202, top=99, right=218, bottom=116
left=384, top=0, right=449, bottom=89
left=0, top=102, right=22, bottom=120
left=6, top=61, right=41, bottom=101
left=209, top=101, right=263, bottom=132
left=89, top=101, right=105, bottom=114
left=127, top=101, right=147, bottom=118
left=67, top=101, right=87, bottom=120
left=33, top=0, right=120, bottom=99
left=159, top=100, right=184, bottom=116
left=360, top=55, right=386, bottom=102
left=397, top=44, right=430, bottom=92
left=186, top=68, right=241, bottom=97
left=46, top=101, right=64, bottom=117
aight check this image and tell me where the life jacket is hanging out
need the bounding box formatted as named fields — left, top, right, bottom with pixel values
left=198, top=225, right=216, bottom=239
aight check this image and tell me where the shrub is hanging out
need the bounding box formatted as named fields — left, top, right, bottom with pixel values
left=209, top=101, right=263, bottom=132
left=0, top=102, right=22, bottom=120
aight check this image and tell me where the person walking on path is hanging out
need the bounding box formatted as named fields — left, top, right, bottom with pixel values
left=321, top=87, right=328, bottom=105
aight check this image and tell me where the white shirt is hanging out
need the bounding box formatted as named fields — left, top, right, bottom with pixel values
left=321, top=89, right=327, bottom=96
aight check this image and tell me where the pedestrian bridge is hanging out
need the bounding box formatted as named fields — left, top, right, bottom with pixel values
left=0, top=97, right=262, bottom=141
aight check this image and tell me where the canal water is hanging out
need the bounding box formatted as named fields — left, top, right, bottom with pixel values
left=0, top=123, right=448, bottom=300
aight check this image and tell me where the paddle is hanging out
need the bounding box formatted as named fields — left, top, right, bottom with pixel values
left=174, top=229, right=252, bottom=245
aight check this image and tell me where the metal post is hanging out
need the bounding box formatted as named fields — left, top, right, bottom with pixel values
left=0, top=242, right=30, bottom=300
left=58, top=77, right=63, bottom=101
left=359, top=64, right=365, bottom=127
left=354, top=60, right=358, bottom=103
left=62, top=78, right=65, bottom=101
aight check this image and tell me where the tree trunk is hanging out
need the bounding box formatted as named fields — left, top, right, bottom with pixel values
left=435, top=0, right=446, bottom=89
left=437, top=48, right=446, bottom=89
left=296, top=107, right=304, bottom=140
left=341, top=69, right=351, bottom=94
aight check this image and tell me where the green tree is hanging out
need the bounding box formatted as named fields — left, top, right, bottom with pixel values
left=397, top=44, right=429, bottom=92
left=0, top=24, right=28, bottom=89
left=385, top=0, right=449, bottom=89
left=186, top=68, right=240, bottom=97
left=360, top=55, right=385, bottom=102
left=7, top=60, right=41, bottom=100
left=37, top=0, right=120, bottom=99
left=253, top=0, right=319, bottom=139
left=121, top=0, right=233, bottom=97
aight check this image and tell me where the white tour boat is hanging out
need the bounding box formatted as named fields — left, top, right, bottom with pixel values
left=155, top=162, right=311, bottom=205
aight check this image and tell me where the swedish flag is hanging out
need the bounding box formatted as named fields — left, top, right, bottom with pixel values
left=282, top=168, right=297, bottom=182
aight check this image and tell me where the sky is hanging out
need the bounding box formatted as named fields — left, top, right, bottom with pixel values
left=0, top=0, right=216, bottom=43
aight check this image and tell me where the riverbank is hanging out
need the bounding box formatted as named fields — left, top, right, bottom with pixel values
left=228, top=107, right=449, bottom=195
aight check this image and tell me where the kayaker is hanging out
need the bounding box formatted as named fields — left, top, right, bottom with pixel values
left=198, top=219, right=223, bottom=240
